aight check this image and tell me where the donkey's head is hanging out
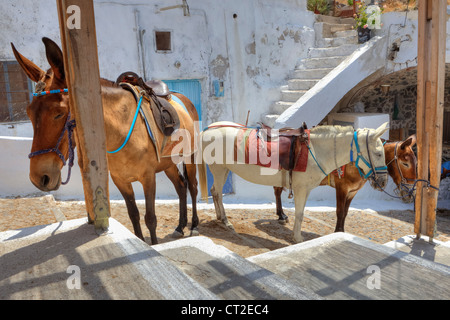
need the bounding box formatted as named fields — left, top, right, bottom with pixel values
left=11, top=38, right=71, bottom=191
left=354, top=122, right=389, bottom=190
left=385, top=135, right=417, bottom=203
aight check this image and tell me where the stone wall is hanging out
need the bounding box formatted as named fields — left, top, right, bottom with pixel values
left=338, top=65, right=450, bottom=161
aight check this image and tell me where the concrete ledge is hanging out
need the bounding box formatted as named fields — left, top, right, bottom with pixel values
left=0, top=218, right=217, bottom=300
left=152, top=236, right=321, bottom=300
left=384, top=235, right=450, bottom=267
left=249, top=233, right=450, bottom=299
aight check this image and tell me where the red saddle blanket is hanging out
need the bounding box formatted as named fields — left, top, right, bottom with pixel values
left=233, top=128, right=309, bottom=172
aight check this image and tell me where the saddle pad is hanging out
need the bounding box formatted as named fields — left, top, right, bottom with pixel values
left=234, top=128, right=309, bottom=172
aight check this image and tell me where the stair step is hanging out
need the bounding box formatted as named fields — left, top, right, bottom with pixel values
left=308, top=44, right=358, bottom=58
left=288, top=79, right=319, bottom=90
left=333, top=29, right=357, bottom=38
left=330, top=24, right=353, bottom=34
left=384, top=235, right=450, bottom=267
left=319, top=35, right=358, bottom=47
left=152, top=236, right=320, bottom=300
left=316, top=15, right=354, bottom=25
left=272, top=101, right=294, bottom=113
left=281, top=89, right=307, bottom=102
left=290, top=67, right=333, bottom=79
left=261, top=114, right=280, bottom=127
left=248, top=232, right=450, bottom=300
left=298, top=56, right=346, bottom=69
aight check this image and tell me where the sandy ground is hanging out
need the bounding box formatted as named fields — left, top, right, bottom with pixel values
left=1, top=195, right=449, bottom=258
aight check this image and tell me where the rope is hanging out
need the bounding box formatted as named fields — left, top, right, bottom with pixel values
left=107, top=96, right=143, bottom=154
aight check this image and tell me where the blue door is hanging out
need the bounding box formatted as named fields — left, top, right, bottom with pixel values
left=163, top=79, right=233, bottom=196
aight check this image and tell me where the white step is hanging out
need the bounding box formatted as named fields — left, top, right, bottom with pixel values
left=334, top=29, right=358, bottom=38
left=288, top=79, right=319, bottom=90
left=290, top=67, right=333, bottom=79
left=319, top=35, right=358, bottom=47
left=281, top=89, right=307, bottom=102
left=249, top=232, right=450, bottom=300
left=261, top=114, right=280, bottom=127
left=384, top=235, right=450, bottom=267
left=272, top=101, right=294, bottom=114
left=308, top=44, right=359, bottom=58
left=297, top=56, right=346, bottom=69
left=0, top=218, right=219, bottom=300
left=152, top=236, right=320, bottom=300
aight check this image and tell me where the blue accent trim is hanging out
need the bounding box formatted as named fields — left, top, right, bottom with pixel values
left=107, top=96, right=143, bottom=154
left=33, top=88, right=68, bottom=96
left=307, top=145, right=327, bottom=176
left=171, top=94, right=188, bottom=114
left=353, top=130, right=388, bottom=179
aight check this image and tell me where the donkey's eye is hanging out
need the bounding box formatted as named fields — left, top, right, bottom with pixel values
left=54, top=113, right=64, bottom=120
left=401, top=162, right=410, bottom=168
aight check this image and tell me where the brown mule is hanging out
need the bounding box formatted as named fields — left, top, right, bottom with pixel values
left=12, top=37, right=207, bottom=244
left=274, top=135, right=417, bottom=232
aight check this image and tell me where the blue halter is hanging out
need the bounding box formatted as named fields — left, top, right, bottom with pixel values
left=350, top=131, right=387, bottom=180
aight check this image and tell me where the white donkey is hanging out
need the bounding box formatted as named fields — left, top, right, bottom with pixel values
left=199, top=122, right=389, bottom=243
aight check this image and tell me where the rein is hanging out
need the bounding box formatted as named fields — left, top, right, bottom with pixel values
left=372, top=141, right=439, bottom=202
left=28, top=87, right=76, bottom=185
left=351, top=131, right=388, bottom=180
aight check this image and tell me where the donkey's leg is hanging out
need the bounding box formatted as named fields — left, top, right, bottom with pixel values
left=334, top=186, right=348, bottom=232
left=164, top=165, right=188, bottom=238
left=209, top=164, right=233, bottom=230
left=274, top=187, right=289, bottom=224
left=339, top=190, right=357, bottom=233
left=293, top=187, right=310, bottom=243
left=142, top=172, right=158, bottom=245
left=112, top=177, right=144, bottom=241
left=185, top=163, right=200, bottom=236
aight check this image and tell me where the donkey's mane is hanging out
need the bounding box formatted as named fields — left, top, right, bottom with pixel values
left=310, top=125, right=354, bottom=135
left=100, top=78, right=119, bottom=87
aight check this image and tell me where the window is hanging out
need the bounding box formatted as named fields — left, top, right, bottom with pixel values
left=444, top=111, right=450, bottom=145
left=155, top=30, right=172, bottom=52
left=0, top=61, right=32, bottom=122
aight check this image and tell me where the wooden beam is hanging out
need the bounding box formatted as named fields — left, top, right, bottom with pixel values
left=415, top=0, right=446, bottom=241
left=56, top=0, right=110, bottom=233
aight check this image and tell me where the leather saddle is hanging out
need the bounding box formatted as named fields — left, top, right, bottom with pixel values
left=258, top=122, right=309, bottom=198
left=115, top=72, right=179, bottom=136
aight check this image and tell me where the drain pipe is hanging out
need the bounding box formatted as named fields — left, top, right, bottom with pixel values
left=157, top=0, right=190, bottom=16
left=134, top=9, right=146, bottom=80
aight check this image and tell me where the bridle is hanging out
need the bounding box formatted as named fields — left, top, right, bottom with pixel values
left=351, top=130, right=388, bottom=182
left=385, top=141, right=416, bottom=198
left=28, top=86, right=76, bottom=185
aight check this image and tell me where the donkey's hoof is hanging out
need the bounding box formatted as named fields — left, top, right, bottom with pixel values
left=278, top=218, right=289, bottom=225
left=190, top=228, right=200, bottom=237
left=225, top=223, right=235, bottom=232
left=171, top=230, right=184, bottom=239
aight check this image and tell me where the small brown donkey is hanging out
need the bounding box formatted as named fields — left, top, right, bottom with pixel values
left=12, top=37, right=207, bottom=244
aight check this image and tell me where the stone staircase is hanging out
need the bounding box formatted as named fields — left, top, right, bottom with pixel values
left=262, top=15, right=359, bottom=127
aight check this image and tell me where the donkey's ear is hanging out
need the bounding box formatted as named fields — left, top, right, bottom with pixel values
left=400, top=134, right=416, bottom=149
left=374, top=122, right=389, bottom=139
left=11, top=42, right=45, bottom=82
left=42, top=37, right=65, bottom=81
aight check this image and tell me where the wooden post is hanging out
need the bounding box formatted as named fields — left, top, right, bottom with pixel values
left=56, top=0, right=110, bottom=233
left=415, top=0, right=446, bottom=241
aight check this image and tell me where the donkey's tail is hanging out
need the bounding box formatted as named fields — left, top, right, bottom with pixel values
left=197, top=131, right=209, bottom=203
